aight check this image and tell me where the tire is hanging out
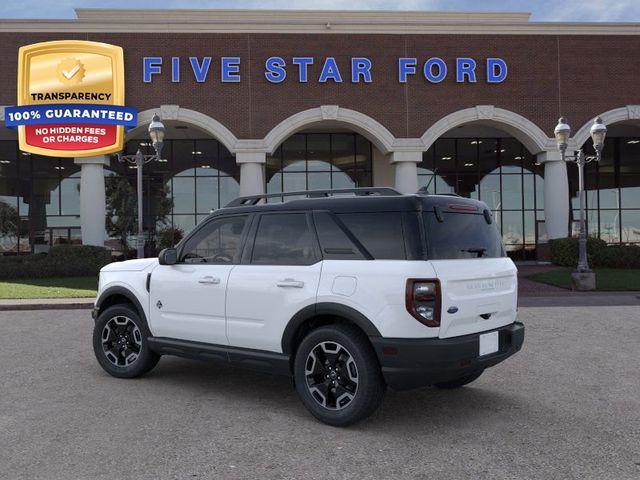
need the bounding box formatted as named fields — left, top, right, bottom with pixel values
left=93, top=304, right=160, bottom=378
left=293, top=324, right=385, bottom=427
left=433, top=369, right=484, bottom=389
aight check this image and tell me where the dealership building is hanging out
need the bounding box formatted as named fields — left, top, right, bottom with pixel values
left=0, top=8, right=639, bottom=258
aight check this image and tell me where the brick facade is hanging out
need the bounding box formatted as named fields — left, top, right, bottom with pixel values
left=0, top=32, right=638, bottom=141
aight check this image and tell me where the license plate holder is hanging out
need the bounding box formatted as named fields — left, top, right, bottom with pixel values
left=479, top=331, right=499, bottom=356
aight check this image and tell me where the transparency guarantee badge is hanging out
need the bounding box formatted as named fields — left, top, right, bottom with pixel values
left=5, top=40, right=136, bottom=157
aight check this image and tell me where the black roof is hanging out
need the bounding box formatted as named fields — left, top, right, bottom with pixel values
left=213, top=192, right=489, bottom=216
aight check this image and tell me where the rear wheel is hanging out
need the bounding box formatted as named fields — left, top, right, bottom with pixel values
left=293, top=324, right=385, bottom=427
left=434, top=369, right=484, bottom=389
left=93, top=304, right=160, bottom=378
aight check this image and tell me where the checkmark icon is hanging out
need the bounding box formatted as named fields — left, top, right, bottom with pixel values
left=62, top=64, right=80, bottom=79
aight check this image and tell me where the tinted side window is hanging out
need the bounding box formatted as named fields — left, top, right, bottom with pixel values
left=337, top=212, right=406, bottom=260
left=251, top=213, right=317, bottom=265
left=313, top=212, right=366, bottom=260
left=423, top=212, right=505, bottom=259
left=181, top=215, right=247, bottom=264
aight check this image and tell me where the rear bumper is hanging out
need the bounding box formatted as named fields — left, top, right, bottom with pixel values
left=371, top=322, right=525, bottom=390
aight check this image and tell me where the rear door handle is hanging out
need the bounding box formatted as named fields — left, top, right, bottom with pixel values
left=277, top=278, right=304, bottom=288
left=198, top=276, right=220, bottom=285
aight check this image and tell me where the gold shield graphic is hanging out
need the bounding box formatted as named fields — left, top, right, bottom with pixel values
left=17, top=40, right=125, bottom=157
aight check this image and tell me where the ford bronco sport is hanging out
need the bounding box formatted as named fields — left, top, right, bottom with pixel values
left=92, top=188, right=524, bottom=426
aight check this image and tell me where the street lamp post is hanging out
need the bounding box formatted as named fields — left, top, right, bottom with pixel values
left=553, top=116, right=607, bottom=289
left=117, top=114, right=166, bottom=259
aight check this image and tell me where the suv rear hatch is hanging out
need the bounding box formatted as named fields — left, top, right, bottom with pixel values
left=422, top=202, right=518, bottom=339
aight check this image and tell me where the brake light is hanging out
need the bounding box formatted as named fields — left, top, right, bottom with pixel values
left=405, top=279, right=441, bottom=327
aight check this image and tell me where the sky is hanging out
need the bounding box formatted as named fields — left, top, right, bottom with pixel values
left=0, top=0, right=639, bottom=22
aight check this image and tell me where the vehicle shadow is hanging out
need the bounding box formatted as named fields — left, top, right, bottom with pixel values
left=131, top=355, right=522, bottom=430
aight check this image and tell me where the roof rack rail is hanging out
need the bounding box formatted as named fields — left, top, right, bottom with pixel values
left=225, top=187, right=401, bottom=207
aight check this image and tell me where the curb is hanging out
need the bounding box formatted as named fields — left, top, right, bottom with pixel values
left=0, top=301, right=94, bottom=311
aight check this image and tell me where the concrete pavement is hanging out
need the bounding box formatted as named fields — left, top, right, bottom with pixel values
left=1, top=306, right=639, bottom=479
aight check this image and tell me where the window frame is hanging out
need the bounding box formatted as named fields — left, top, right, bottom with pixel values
left=176, top=213, right=252, bottom=265
left=243, top=211, right=322, bottom=266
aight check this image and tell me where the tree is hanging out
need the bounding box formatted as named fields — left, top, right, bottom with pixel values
left=105, top=176, right=173, bottom=253
left=0, top=201, right=20, bottom=251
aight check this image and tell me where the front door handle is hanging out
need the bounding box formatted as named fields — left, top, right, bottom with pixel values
left=277, top=278, right=304, bottom=288
left=198, top=276, right=220, bottom=285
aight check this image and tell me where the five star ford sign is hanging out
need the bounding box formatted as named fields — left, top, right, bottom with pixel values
left=5, top=40, right=137, bottom=158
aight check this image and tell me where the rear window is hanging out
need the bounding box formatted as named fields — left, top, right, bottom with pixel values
left=337, top=212, right=406, bottom=260
left=423, top=211, right=505, bottom=260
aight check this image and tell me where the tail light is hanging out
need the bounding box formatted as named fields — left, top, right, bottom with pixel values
left=405, top=279, right=441, bottom=327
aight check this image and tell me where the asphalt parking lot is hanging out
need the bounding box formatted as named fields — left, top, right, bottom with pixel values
left=1, top=306, right=639, bottom=480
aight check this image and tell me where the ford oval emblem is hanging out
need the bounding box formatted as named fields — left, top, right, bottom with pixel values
left=447, top=306, right=458, bottom=314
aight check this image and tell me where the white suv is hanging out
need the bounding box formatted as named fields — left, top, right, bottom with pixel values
left=92, top=188, right=524, bottom=426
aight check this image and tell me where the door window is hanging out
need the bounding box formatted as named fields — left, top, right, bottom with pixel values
left=251, top=213, right=317, bottom=265
left=180, top=215, right=247, bottom=264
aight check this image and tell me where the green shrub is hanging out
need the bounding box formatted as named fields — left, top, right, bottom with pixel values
left=0, top=245, right=111, bottom=279
left=550, top=237, right=640, bottom=268
left=156, top=226, right=184, bottom=250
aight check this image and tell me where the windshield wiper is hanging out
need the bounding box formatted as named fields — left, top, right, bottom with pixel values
left=461, top=247, right=487, bottom=258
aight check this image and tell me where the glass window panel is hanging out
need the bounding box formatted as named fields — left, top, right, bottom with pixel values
left=502, top=210, right=524, bottom=246
left=434, top=139, right=456, bottom=175
left=535, top=174, right=544, bottom=210
left=620, top=174, right=640, bottom=209
left=621, top=210, right=640, bottom=243
left=599, top=210, right=620, bottom=243
left=478, top=138, right=499, bottom=175
left=267, top=172, right=282, bottom=194
left=523, top=174, right=536, bottom=210
left=420, top=146, right=435, bottom=171
left=0, top=141, right=18, bottom=177
left=480, top=174, right=501, bottom=210
left=434, top=175, right=455, bottom=195
left=219, top=146, right=238, bottom=179
left=60, top=177, right=80, bottom=215
left=307, top=134, right=331, bottom=172
left=339, top=212, right=406, bottom=260
left=500, top=138, right=523, bottom=173
left=194, top=139, right=219, bottom=174
left=457, top=138, right=478, bottom=173
left=456, top=175, right=479, bottom=199
left=352, top=170, right=372, bottom=188
left=172, top=140, right=195, bottom=176
left=46, top=216, right=80, bottom=227
left=220, top=176, right=239, bottom=208
left=283, top=173, right=307, bottom=192
left=524, top=211, right=536, bottom=245
left=282, top=134, right=306, bottom=172
left=196, top=177, right=218, bottom=213
left=355, top=135, right=371, bottom=169
left=31, top=156, right=58, bottom=178
left=252, top=213, right=316, bottom=265
left=172, top=214, right=196, bottom=235
left=501, top=175, right=523, bottom=210
left=620, top=137, right=640, bottom=174
left=172, top=177, right=195, bottom=214
left=331, top=171, right=356, bottom=189
left=597, top=151, right=617, bottom=208
left=182, top=215, right=247, bottom=264
left=308, top=172, right=331, bottom=190
left=331, top=134, right=355, bottom=172
left=417, top=175, right=433, bottom=192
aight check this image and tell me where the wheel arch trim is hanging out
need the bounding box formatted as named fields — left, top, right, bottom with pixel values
left=95, top=286, right=148, bottom=327
left=281, top=302, right=381, bottom=355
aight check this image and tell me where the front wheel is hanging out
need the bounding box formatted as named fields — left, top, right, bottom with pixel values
left=293, top=324, right=385, bottom=427
left=93, top=304, right=160, bottom=378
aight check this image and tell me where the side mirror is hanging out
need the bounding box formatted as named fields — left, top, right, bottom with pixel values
left=158, top=248, right=177, bottom=265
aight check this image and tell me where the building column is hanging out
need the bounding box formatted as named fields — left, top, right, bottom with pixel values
left=74, top=155, right=109, bottom=246
left=391, top=151, right=421, bottom=194
left=237, top=152, right=266, bottom=196
left=538, top=151, right=569, bottom=240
